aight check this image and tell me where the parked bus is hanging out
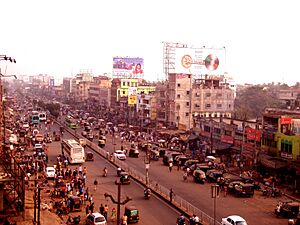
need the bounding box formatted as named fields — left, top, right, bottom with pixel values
left=65, top=116, right=78, bottom=129
left=61, top=139, right=85, bottom=164
left=39, top=112, right=47, bottom=122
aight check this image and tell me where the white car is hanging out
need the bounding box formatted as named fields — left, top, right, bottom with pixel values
left=114, top=150, right=126, bottom=160
left=45, top=167, right=56, bottom=179
left=86, top=213, right=107, bottom=225
left=221, top=215, right=247, bottom=225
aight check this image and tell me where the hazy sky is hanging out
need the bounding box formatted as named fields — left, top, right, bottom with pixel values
left=1, top=0, right=299, bottom=85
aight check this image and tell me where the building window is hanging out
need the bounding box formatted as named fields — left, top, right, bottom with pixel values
left=123, top=91, right=125, bottom=95
left=206, top=104, right=211, bottom=108
left=123, top=82, right=126, bottom=86
left=186, top=102, right=190, bottom=106
left=217, top=104, right=222, bottom=108
left=195, top=104, right=200, bottom=108
left=176, top=116, right=180, bottom=120
left=185, top=112, right=189, bottom=116
left=229, top=104, right=231, bottom=109
left=205, top=93, right=211, bottom=97
left=217, top=93, right=222, bottom=98
left=186, top=91, right=190, bottom=95
left=195, top=92, right=200, bottom=97
left=177, top=94, right=181, bottom=98
left=177, top=83, right=181, bottom=87
left=127, top=82, right=130, bottom=86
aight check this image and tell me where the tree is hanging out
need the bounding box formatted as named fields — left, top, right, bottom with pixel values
left=234, top=85, right=283, bottom=120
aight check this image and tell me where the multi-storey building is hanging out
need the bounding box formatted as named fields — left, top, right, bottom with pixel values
left=136, top=91, right=156, bottom=128
left=89, top=76, right=111, bottom=107
left=166, top=74, right=235, bottom=131
left=155, top=82, right=168, bottom=128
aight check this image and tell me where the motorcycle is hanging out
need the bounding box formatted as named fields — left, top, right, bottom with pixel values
left=66, top=215, right=81, bottom=225
left=144, top=189, right=151, bottom=200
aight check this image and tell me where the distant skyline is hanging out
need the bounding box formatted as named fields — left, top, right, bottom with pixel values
left=1, top=0, right=300, bottom=85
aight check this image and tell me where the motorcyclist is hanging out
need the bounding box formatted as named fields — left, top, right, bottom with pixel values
left=144, top=187, right=151, bottom=197
left=103, top=167, right=108, bottom=177
left=177, top=214, right=185, bottom=225
left=117, top=167, right=122, bottom=176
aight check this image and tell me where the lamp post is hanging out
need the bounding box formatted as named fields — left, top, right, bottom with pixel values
left=211, top=184, right=220, bottom=225
left=144, top=149, right=150, bottom=186
left=104, top=181, right=132, bottom=225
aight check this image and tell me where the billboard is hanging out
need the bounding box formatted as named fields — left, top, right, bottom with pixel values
left=113, top=57, right=144, bottom=79
left=174, top=47, right=226, bottom=76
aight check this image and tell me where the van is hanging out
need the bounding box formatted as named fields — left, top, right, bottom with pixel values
left=86, top=213, right=107, bottom=225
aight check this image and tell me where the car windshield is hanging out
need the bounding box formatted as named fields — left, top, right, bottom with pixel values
left=95, top=217, right=105, bottom=222
left=236, top=221, right=247, bottom=225
left=47, top=169, right=55, bottom=173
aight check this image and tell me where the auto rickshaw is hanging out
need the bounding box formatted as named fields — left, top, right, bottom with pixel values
left=118, top=172, right=130, bottom=185
left=98, top=135, right=106, bottom=148
left=85, top=151, right=94, bottom=161
left=68, top=195, right=82, bottom=212
left=193, top=169, right=206, bottom=184
left=234, top=183, right=254, bottom=197
left=275, top=201, right=300, bottom=218
left=124, top=205, right=139, bottom=223
left=129, top=148, right=139, bottom=158
left=149, top=149, right=159, bottom=161
left=54, top=134, right=61, bottom=141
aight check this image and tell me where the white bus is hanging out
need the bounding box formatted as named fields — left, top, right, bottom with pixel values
left=61, top=139, right=85, bottom=164
left=39, top=112, right=47, bottom=122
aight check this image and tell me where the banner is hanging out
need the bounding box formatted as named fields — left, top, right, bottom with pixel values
left=128, top=95, right=137, bottom=105
left=281, top=117, right=292, bottom=125
left=113, top=57, right=144, bottom=79
left=175, top=47, right=226, bottom=76
left=246, top=127, right=261, bottom=141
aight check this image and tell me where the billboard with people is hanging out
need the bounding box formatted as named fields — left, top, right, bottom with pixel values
left=174, top=47, right=226, bottom=76
left=113, top=57, right=144, bottom=79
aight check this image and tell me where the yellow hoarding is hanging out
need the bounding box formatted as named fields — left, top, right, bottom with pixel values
left=128, top=95, right=137, bottom=105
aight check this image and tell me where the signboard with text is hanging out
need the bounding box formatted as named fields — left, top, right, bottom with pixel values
left=113, top=57, right=144, bottom=79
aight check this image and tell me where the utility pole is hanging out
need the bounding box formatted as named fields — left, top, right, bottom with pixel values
left=104, top=181, right=132, bottom=225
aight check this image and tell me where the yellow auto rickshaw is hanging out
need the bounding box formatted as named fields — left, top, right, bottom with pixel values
left=98, top=135, right=106, bottom=148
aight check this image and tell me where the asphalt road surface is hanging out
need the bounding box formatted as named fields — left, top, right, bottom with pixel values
left=69, top=123, right=291, bottom=225
left=46, top=123, right=181, bottom=225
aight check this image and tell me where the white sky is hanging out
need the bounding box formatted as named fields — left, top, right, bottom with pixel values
left=1, top=0, right=299, bottom=85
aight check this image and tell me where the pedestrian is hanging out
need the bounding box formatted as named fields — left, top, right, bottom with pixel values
left=169, top=188, right=174, bottom=202
left=99, top=203, right=104, bottom=215
left=110, top=208, right=117, bottom=222
left=85, top=204, right=89, bottom=215
left=89, top=202, right=94, bottom=213
left=169, top=161, right=173, bottom=172
left=223, top=186, right=228, bottom=197
left=89, top=194, right=93, bottom=204
left=94, top=179, right=98, bottom=191
left=121, top=214, right=128, bottom=225
left=103, top=204, right=108, bottom=220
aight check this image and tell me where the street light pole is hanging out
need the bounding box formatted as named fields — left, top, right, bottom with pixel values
left=211, top=184, right=220, bottom=225
left=104, top=181, right=132, bottom=225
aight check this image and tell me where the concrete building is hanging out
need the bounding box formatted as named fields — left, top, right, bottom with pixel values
left=136, top=92, right=156, bottom=128
left=166, top=74, right=235, bottom=131
left=89, top=76, right=111, bottom=107
left=155, top=81, right=168, bottom=128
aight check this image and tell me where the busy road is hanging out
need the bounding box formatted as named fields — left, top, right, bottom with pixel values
left=47, top=123, right=182, bottom=225
left=69, top=121, right=290, bottom=225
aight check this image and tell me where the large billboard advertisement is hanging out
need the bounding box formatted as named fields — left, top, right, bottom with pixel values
left=113, top=57, right=144, bottom=79
left=174, top=48, right=226, bottom=76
